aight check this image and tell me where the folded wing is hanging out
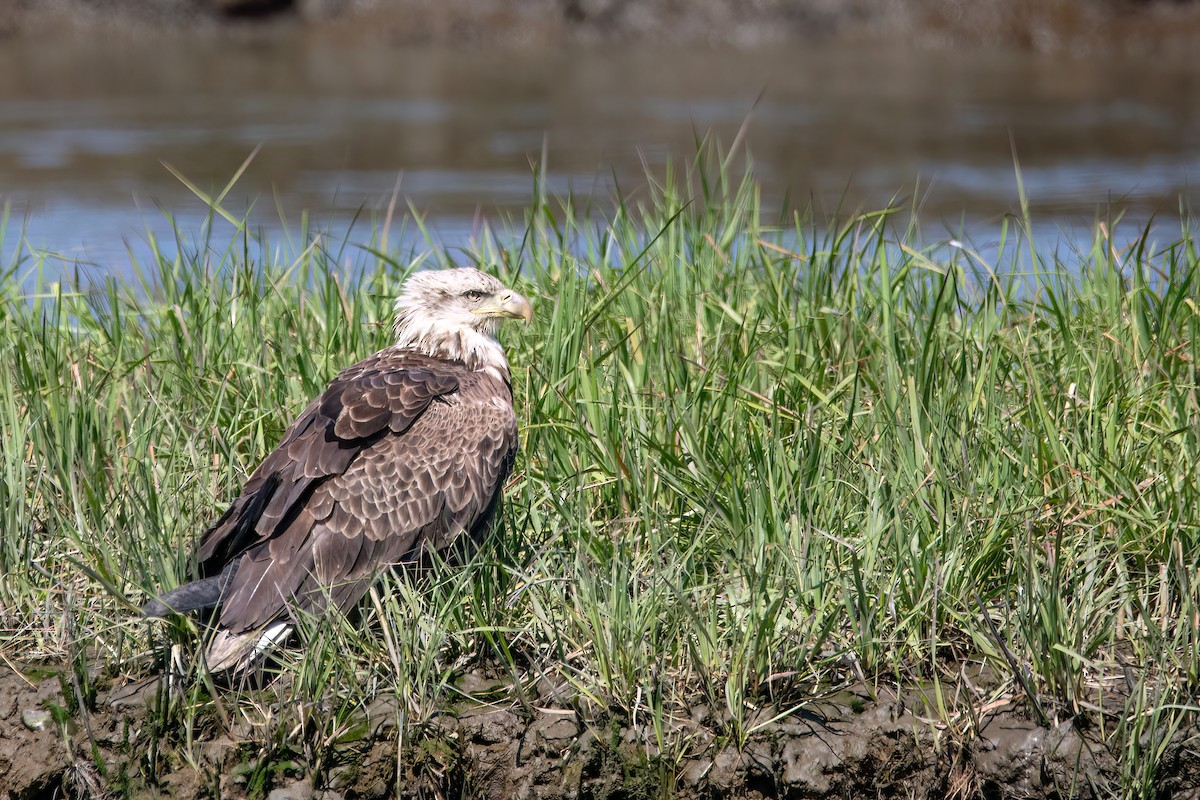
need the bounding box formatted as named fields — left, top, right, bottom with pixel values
left=179, top=349, right=517, bottom=668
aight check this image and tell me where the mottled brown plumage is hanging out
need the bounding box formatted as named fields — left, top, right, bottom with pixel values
left=143, top=268, right=531, bottom=671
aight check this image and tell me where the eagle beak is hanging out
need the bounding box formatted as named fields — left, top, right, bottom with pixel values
left=477, top=291, right=533, bottom=324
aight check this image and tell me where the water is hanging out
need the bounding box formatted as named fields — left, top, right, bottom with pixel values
left=1, top=32, right=1197, bottom=277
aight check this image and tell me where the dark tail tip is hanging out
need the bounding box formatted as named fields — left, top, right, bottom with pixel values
left=142, top=569, right=235, bottom=618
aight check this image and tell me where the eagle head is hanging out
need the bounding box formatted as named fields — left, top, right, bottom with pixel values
left=392, top=268, right=532, bottom=372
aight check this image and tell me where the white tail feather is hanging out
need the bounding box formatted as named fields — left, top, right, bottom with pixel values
left=205, top=622, right=292, bottom=673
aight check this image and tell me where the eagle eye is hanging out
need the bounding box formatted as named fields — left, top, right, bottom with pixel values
left=462, top=289, right=487, bottom=300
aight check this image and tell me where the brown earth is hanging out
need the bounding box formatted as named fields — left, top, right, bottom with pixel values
left=3, top=661, right=1198, bottom=799
left=3, top=0, right=1200, bottom=53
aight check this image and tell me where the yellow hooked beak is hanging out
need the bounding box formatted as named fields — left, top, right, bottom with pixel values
left=475, top=290, right=533, bottom=324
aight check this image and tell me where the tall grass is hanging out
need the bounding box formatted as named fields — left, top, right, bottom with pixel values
left=1, top=151, right=1198, bottom=795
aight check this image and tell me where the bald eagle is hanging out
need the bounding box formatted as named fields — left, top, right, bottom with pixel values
left=143, top=268, right=532, bottom=672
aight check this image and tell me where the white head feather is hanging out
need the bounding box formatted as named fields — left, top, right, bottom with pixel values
left=392, top=268, right=532, bottom=375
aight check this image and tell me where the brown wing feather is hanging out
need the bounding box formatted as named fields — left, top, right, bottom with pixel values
left=193, top=349, right=517, bottom=636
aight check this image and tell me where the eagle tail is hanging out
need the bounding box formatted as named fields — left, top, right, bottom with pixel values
left=205, top=623, right=292, bottom=673
left=141, top=567, right=236, bottom=617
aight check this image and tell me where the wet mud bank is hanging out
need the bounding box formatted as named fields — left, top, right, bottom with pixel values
left=4, top=0, right=1200, bottom=53
left=3, top=665, right=1197, bottom=799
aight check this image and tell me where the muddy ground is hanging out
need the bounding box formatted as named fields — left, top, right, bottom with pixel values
left=3, top=662, right=1198, bottom=799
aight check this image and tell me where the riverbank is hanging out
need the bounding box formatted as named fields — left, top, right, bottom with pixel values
left=5, top=0, right=1200, bottom=53
left=2, top=162, right=1198, bottom=797
left=5, top=662, right=1195, bottom=798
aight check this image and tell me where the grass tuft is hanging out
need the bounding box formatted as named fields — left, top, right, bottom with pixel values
left=2, top=150, right=1198, bottom=795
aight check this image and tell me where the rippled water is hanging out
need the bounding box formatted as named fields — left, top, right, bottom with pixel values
left=2, top=32, right=1197, bottom=275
